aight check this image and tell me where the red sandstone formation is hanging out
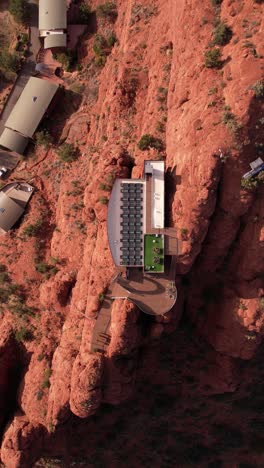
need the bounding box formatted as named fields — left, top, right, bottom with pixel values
left=0, top=0, right=263, bottom=465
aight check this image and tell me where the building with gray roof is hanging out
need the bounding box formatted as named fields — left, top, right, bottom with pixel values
left=39, top=0, right=67, bottom=50
left=0, top=182, right=34, bottom=233
left=0, top=77, right=59, bottom=154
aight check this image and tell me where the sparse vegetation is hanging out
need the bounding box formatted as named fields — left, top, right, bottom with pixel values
left=42, top=368, right=52, bottom=389
left=213, top=21, right=232, bottom=46
left=79, top=3, right=92, bottom=23
left=97, top=2, right=117, bottom=21
left=99, top=183, right=111, bottom=191
left=241, top=173, right=264, bottom=191
left=98, top=293, right=105, bottom=303
left=223, top=110, right=240, bottom=133
left=98, top=196, right=108, bottom=205
left=204, top=48, right=222, bottom=68
left=92, top=33, right=116, bottom=67
left=107, top=31, right=117, bottom=48
left=0, top=50, right=19, bottom=74
left=54, top=50, right=77, bottom=72
left=180, top=228, right=188, bottom=240
left=15, top=327, right=33, bottom=342
left=9, top=0, right=29, bottom=24
left=211, top=0, right=223, bottom=6
left=138, top=134, right=164, bottom=151
left=252, top=80, right=264, bottom=98
left=35, top=258, right=58, bottom=277
left=22, top=219, right=43, bottom=237
left=57, top=143, right=78, bottom=163
left=35, top=130, right=52, bottom=149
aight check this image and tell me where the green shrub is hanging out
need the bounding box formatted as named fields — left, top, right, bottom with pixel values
left=98, top=293, right=105, bottom=302
left=95, top=55, right=107, bottom=67
left=97, top=2, right=117, bottom=20
left=213, top=21, right=232, bottom=45
left=223, top=110, right=240, bottom=132
left=9, top=0, right=29, bottom=23
left=42, top=368, right=52, bottom=389
left=56, top=51, right=77, bottom=72
left=23, top=219, right=43, bottom=237
left=35, top=130, right=52, bottom=149
left=98, top=196, right=108, bottom=205
left=204, top=48, right=222, bottom=68
left=57, top=143, right=78, bottom=162
left=35, top=262, right=58, bottom=277
left=252, top=80, right=264, bottom=98
left=93, top=34, right=107, bottom=56
left=79, top=3, right=92, bottom=23
left=180, top=228, right=188, bottom=240
left=107, top=31, right=117, bottom=47
left=138, top=134, right=164, bottom=151
left=15, top=328, right=33, bottom=342
left=241, top=177, right=258, bottom=191
left=99, top=183, right=111, bottom=191
left=0, top=271, right=9, bottom=283
left=20, top=32, right=28, bottom=44
left=0, top=50, right=19, bottom=73
left=211, top=0, right=223, bottom=5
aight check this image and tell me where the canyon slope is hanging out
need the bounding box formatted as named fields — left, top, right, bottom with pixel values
left=0, top=0, right=263, bottom=466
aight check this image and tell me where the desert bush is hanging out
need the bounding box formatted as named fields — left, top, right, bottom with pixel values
left=55, top=50, right=77, bottom=72
left=213, top=21, right=232, bottom=45
left=93, top=34, right=107, bottom=56
left=23, top=219, right=43, bottom=237
left=0, top=50, right=19, bottom=73
left=98, top=293, right=105, bottom=302
left=97, top=2, right=117, bottom=21
left=42, top=368, right=52, bottom=389
left=138, top=134, right=164, bottom=151
left=211, top=0, right=223, bottom=5
left=98, top=196, right=108, bottom=205
left=9, top=0, right=29, bottom=24
left=204, top=48, right=222, bottom=68
left=57, top=143, right=78, bottom=162
left=15, top=327, right=33, bottom=342
left=241, top=170, right=264, bottom=191
left=252, top=80, right=264, bottom=98
left=35, top=262, right=58, bottom=277
left=223, top=110, right=240, bottom=133
left=107, top=31, right=117, bottom=47
left=35, top=130, right=52, bottom=149
left=79, top=3, right=92, bottom=23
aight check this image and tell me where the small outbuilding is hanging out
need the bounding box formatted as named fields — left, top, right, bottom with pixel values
left=39, top=0, right=67, bottom=50
left=0, top=182, right=34, bottom=233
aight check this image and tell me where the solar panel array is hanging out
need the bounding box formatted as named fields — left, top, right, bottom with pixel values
left=120, top=183, right=143, bottom=266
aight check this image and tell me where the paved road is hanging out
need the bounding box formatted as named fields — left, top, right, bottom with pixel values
left=0, top=0, right=40, bottom=138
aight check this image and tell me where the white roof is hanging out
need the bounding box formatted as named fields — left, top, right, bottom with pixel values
left=250, top=157, right=264, bottom=170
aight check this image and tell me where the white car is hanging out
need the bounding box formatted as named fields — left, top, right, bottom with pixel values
left=0, top=167, right=8, bottom=178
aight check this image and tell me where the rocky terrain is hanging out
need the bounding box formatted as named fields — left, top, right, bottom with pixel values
left=0, top=0, right=263, bottom=466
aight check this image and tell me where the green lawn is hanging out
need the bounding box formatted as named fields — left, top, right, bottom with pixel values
left=144, top=234, right=164, bottom=273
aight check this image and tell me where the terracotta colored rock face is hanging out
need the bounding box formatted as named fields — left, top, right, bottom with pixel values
left=0, top=0, right=263, bottom=465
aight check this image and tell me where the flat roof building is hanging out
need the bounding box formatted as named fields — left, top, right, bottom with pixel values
left=108, top=161, right=167, bottom=269
left=0, top=182, right=34, bottom=233
left=39, top=0, right=67, bottom=49
left=0, top=77, right=59, bottom=154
